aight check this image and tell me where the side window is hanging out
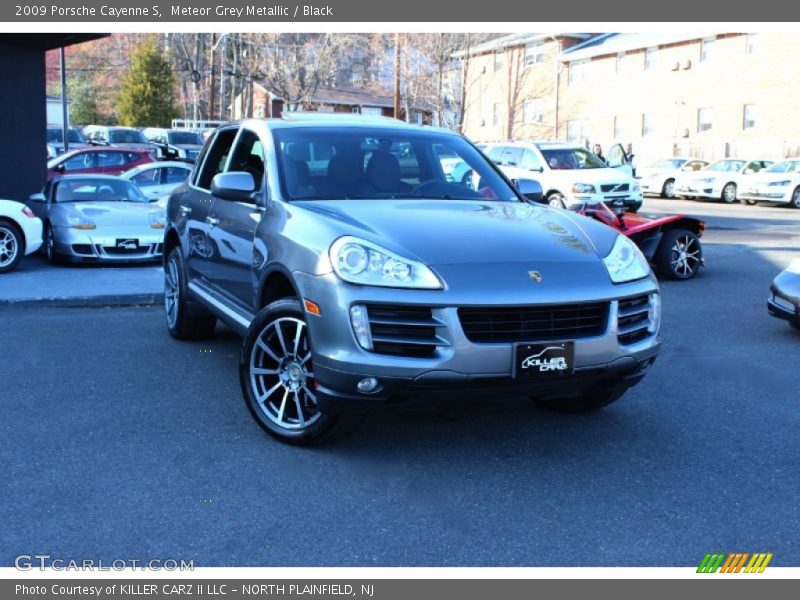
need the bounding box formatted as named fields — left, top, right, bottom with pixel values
left=226, top=129, right=265, bottom=194
left=131, top=169, right=160, bottom=187
left=519, top=149, right=542, bottom=171
left=486, top=146, right=504, bottom=163
left=196, top=128, right=239, bottom=190
left=124, top=152, right=142, bottom=164
left=63, top=153, right=94, bottom=171
left=686, top=161, right=705, bottom=171
left=165, top=167, right=190, bottom=184
left=500, top=147, right=523, bottom=167
left=744, top=161, right=761, bottom=174
left=97, top=152, right=125, bottom=168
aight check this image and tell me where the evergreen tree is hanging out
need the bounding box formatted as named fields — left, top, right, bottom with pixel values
left=117, top=41, right=179, bottom=127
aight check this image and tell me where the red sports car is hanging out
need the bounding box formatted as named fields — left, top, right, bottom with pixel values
left=46, top=146, right=155, bottom=180
left=577, top=202, right=705, bottom=280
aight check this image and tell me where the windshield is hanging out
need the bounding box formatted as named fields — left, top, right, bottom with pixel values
left=540, top=147, right=606, bottom=170
left=53, top=178, right=149, bottom=203
left=109, top=129, right=148, bottom=144
left=272, top=127, right=518, bottom=202
left=765, top=161, right=800, bottom=173
left=168, top=131, right=202, bottom=145
left=47, top=129, right=85, bottom=144
left=707, top=160, right=745, bottom=172
left=650, top=159, right=684, bottom=169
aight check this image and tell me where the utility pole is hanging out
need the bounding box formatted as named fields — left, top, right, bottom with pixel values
left=393, top=32, right=401, bottom=120
left=60, top=47, right=69, bottom=153
left=219, top=35, right=227, bottom=121
left=209, top=33, right=217, bottom=122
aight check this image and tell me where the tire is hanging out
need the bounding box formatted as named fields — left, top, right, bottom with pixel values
left=661, top=178, right=676, bottom=199
left=532, top=387, right=626, bottom=414
left=789, top=186, right=800, bottom=209
left=44, top=223, right=60, bottom=265
left=240, top=298, right=348, bottom=445
left=655, top=228, right=703, bottom=280
left=740, top=196, right=757, bottom=206
left=721, top=182, right=737, bottom=204
left=164, top=247, right=217, bottom=340
left=547, top=192, right=566, bottom=209
left=0, top=220, right=24, bottom=273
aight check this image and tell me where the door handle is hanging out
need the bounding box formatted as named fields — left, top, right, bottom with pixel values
left=206, top=216, right=219, bottom=227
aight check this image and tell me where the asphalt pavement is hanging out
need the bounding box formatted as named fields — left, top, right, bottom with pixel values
left=1, top=198, right=799, bottom=567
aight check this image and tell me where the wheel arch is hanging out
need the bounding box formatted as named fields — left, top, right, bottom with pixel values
left=163, top=227, right=180, bottom=267
left=258, top=264, right=302, bottom=309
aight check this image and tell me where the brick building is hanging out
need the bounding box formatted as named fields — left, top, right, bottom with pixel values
left=459, top=32, right=800, bottom=164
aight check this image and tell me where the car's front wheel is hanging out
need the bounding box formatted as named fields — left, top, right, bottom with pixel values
left=661, top=178, right=676, bottom=199
left=0, top=220, right=24, bottom=273
left=789, top=186, right=800, bottom=209
left=164, top=247, right=217, bottom=340
left=721, top=182, right=737, bottom=203
left=44, top=223, right=59, bottom=265
left=240, top=298, right=344, bottom=445
left=532, top=387, right=626, bottom=413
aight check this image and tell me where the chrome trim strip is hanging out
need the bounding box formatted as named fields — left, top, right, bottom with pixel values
left=188, top=281, right=252, bottom=329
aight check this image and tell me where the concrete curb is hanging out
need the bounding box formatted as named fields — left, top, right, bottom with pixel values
left=0, top=293, right=163, bottom=308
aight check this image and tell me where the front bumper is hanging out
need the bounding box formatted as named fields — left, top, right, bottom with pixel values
left=52, top=226, right=163, bottom=262
left=739, top=187, right=792, bottom=203
left=675, top=181, right=718, bottom=198
left=22, top=218, right=43, bottom=255
left=768, top=280, right=800, bottom=326
left=294, top=271, right=661, bottom=411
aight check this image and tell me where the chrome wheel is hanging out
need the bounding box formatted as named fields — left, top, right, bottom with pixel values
left=791, top=187, right=800, bottom=208
left=248, top=317, right=320, bottom=431
left=722, top=183, right=736, bottom=203
left=670, top=233, right=701, bottom=278
left=164, top=255, right=179, bottom=329
left=0, top=225, right=19, bottom=269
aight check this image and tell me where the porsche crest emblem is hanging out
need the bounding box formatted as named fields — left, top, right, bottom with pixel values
left=528, top=270, right=542, bottom=283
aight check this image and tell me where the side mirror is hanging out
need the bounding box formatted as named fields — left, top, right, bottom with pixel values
left=211, top=171, right=256, bottom=203
left=29, top=192, right=45, bottom=203
left=55, top=163, right=66, bottom=172
left=516, top=178, right=544, bottom=203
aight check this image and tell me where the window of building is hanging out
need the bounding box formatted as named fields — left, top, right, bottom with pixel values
left=700, top=37, right=715, bottom=62
left=613, top=115, right=623, bottom=139
left=493, top=103, right=503, bottom=126
left=747, top=33, right=759, bottom=55
left=566, top=120, right=588, bottom=143
left=523, top=98, right=544, bottom=124
left=697, top=108, right=713, bottom=133
left=568, top=59, right=589, bottom=85
left=645, top=47, right=658, bottom=71
left=615, top=52, right=625, bottom=75
left=525, top=42, right=545, bottom=66
left=494, top=51, right=506, bottom=72
left=642, top=113, right=656, bottom=137
left=743, top=104, right=756, bottom=130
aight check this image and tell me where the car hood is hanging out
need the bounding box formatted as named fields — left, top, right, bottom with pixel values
left=58, top=201, right=162, bottom=226
left=295, top=199, right=610, bottom=266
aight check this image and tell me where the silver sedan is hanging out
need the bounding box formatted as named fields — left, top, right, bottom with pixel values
left=28, top=175, right=166, bottom=263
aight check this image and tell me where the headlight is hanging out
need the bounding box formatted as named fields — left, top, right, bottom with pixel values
left=329, top=236, right=442, bottom=289
left=149, top=211, right=166, bottom=229
left=631, top=182, right=641, bottom=193
left=769, top=180, right=791, bottom=187
left=603, top=235, right=650, bottom=283
left=66, top=215, right=96, bottom=230
left=572, top=183, right=596, bottom=194
left=786, top=258, right=800, bottom=275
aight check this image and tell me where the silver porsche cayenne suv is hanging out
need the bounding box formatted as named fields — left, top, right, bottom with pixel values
left=162, top=114, right=661, bottom=444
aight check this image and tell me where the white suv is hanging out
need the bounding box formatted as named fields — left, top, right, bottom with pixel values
left=483, top=141, right=642, bottom=212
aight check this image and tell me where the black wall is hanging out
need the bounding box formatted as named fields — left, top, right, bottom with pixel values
left=0, top=43, right=46, bottom=202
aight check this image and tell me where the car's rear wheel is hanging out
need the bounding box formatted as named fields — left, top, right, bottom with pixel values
left=44, top=223, right=59, bottom=265
left=164, top=247, right=217, bottom=340
left=532, top=387, right=626, bottom=413
left=240, top=298, right=345, bottom=445
left=789, top=186, right=800, bottom=208
left=661, top=178, right=676, bottom=198
left=655, top=228, right=702, bottom=280
left=740, top=196, right=758, bottom=205
left=721, top=182, right=737, bottom=203
left=547, top=192, right=566, bottom=208
left=0, top=220, right=23, bottom=273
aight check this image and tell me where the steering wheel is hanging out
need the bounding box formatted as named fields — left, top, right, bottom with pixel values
left=96, top=185, right=115, bottom=201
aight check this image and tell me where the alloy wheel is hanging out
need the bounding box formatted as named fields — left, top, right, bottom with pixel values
left=248, top=317, right=320, bottom=431
left=722, top=184, right=736, bottom=203
left=0, top=225, right=19, bottom=269
left=670, top=234, right=701, bottom=277
left=663, top=180, right=675, bottom=198
left=164, top=255, right=180, bottom=329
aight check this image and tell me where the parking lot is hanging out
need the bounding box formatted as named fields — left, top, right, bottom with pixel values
left=1, top=198, right=799, bottom=567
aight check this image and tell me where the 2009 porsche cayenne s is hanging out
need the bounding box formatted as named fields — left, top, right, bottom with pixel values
left=162, top=114, right=661, bottom=444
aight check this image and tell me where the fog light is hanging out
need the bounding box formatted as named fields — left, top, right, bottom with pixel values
left=647, top=292, right=661, bottom=333
left=349, top=304, right=373, bottom=350
left=357, top=377, right=379, bottom=393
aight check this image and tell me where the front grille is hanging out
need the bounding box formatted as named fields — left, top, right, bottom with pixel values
left=617, top=294, right=651, bottom=345
left=365, top=304, right=446, bottom=358
left=458, top=302, right=609, bottom=343
left=600, top=183, right=630, bottom=193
